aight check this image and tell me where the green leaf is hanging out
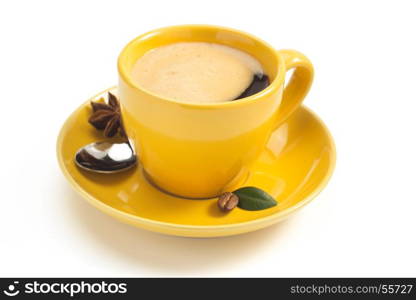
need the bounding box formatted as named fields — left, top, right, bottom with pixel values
left=234, top=187, right=277, bottom=211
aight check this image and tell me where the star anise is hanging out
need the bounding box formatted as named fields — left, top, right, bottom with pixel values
left=88, top=92, right=126, bottom=137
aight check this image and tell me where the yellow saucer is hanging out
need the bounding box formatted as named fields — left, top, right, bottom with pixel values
left=57, top=87, right=336, bottom=237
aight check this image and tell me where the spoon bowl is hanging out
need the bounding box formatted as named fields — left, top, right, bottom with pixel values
left=75, top=141, right=137, bottom=173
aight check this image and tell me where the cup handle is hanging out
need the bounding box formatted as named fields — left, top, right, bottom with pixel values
left=274, top=49, right=314, bottom=127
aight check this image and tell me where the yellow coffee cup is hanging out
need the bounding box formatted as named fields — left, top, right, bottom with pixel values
left=118, top=25, right=314, bottom=199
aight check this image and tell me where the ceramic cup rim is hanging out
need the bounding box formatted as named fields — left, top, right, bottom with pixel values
left=117, top=24, right=285, bottom=108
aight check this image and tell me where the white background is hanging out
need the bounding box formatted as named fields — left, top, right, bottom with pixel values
left=1, top=0, right=415, bottom=277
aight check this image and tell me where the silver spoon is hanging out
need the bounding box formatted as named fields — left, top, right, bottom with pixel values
left=75, top=141, right=137, bottom=173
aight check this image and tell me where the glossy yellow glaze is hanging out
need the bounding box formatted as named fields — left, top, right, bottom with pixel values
left=56, top=87, right=335, bottom=237
left=118, top=25, right=314, bottom=198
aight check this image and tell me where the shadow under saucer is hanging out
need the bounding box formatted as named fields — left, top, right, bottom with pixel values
left=63, top=183, right=295, bottom=273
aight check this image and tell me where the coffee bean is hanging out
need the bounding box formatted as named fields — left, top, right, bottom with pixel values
left=217, top=192, right=239, bottom=212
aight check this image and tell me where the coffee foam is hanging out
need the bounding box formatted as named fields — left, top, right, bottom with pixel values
left=131, top=42, right=264, bottom=103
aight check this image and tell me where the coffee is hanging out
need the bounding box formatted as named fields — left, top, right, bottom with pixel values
left=130, top=42, right=269, bottom=103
